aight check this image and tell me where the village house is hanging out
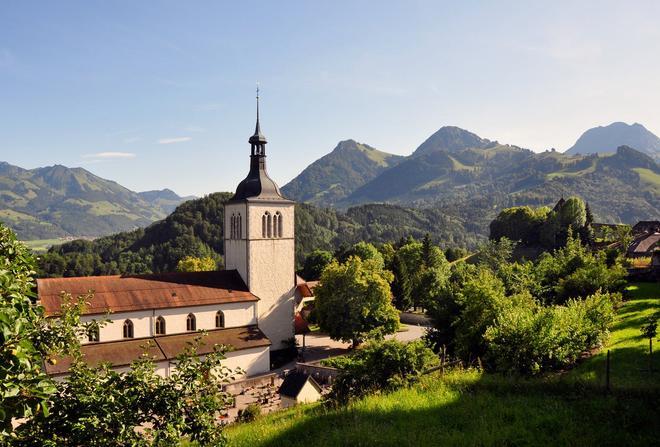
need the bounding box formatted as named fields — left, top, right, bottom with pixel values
left=38, top=96, right=315, bottom=379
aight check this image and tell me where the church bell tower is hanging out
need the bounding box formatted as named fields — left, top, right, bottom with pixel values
left=223, top=90, right=295, bottom=350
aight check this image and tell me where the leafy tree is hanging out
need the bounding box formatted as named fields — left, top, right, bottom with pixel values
left=0, top=224, right=90, bottom=438
left=176, top=255, right=218, bottom=272
left=390, top=254, right=413, bottom=311
left=444, top=246, right=468, bottom=262
left=326, top=339, right=437, bottom=405
left=15, top=337, right=234, bottom=446
left=315, top=256, right=398, bottom=347
left=300, top=249, right=334, bottom=280
left=475, top=237, right=515, bottom=272
left=341, top=241, right=385, bottom=269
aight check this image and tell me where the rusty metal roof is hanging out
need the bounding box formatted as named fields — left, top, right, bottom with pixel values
left=45, top=325, right=270, bottom=375
left=38, top=270, right=258, bottom=316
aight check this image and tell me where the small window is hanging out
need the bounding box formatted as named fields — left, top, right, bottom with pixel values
left=262, top=212, right=268, bottom=238
left=155, top=316, right=166, bottom=335
left=186, top=313, right=196, bottom=331
left=267, top=213, right=272, bottom=238
left=123, top=319, right=134, bottom=339
left=215, top=310, right=225, bottom=328
left=87, top=326, right=99, bottom=343
left=238, top=214, right=242, bottom=239
left=275, top=212, right=283, bottom=238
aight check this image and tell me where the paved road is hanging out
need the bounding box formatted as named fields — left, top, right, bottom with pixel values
left=295, top=323, right=428, bottom=363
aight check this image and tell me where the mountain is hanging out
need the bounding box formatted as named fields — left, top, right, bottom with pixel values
left=281, top=139, right=404, bottom=205
left=280, top=124, right=657, bottom=228
left=412, top=126, right=495, bottom=156
left=138, top=189, right=197, bottom=214
left=565, top=122, right=660, bottom=159
left=0, top=162, right=190, bottom=240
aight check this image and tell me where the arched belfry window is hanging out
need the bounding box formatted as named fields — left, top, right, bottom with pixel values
left=215, top=310, right=225, bottom=328
left=155, top=316, right=166, bottom=335
left=275, top=212, right=283, bottom=238
left=230, top=213, right=235, bottom=239
left=237, top=213, right=242, bottom=239
left=186, top=313, right=196, bottom=332
left=123, top=319, right=134, bottom=339
left=267, top=213, right=272, bottom=238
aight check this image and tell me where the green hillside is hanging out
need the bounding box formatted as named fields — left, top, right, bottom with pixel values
left=281, top=140, right=404, bottom=206
left=225, top=283, right=660, bottom=446
left=0, top=162, right=189, bottom=240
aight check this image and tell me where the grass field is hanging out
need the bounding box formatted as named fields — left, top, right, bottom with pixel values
left=226, top=283, right=660, bottom=446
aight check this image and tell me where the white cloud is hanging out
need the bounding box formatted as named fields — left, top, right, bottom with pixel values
left=158, top=137, right=192, bottom=144
left=83, top=151, right=137, bottom=159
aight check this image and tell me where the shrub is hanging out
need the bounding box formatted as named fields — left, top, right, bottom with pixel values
left=484, top=291, right=618, bottom=375
left=327, top=339, right=437, bottom=405
left=236, top=403, right=261, bottom=423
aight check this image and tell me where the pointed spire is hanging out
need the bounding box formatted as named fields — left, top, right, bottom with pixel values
left=249, top=83, right=267, bottom=151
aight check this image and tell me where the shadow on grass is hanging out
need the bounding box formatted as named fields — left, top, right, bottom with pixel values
left=240, top=372, right=660, bottom=447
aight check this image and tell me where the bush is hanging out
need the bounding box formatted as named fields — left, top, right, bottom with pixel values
left=327, top=339, right=437, bottom=405
left=236, top=403, right=261, bottom=423
left=484, top=291, right=618, bottom=374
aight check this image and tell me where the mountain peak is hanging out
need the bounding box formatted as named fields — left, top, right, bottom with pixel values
left=412, top=126, right=492, bottom=156
left=566, top=122, right=660, bottom=159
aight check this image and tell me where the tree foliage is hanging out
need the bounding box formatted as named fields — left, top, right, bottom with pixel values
left=176, top=255, right=219, bottom=272
left=315, top=256, right=398, bottom=347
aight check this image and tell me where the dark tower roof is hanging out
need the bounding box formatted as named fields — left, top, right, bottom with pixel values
left=229, top=89, right=291, bottom=203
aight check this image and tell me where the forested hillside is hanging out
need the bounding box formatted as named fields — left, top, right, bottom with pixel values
left=0, top=162, right=189, bottom=239
left=37, top=193, right=483, bottom=277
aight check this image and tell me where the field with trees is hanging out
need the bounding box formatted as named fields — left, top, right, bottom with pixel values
left=226, top=281, right=660, bottom=446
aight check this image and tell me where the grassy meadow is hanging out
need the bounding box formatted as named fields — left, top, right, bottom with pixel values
left=225, top=282, right=660, bottom=446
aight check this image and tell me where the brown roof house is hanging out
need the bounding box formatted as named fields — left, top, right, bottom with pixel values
left=39, top=98, right=299, bottom=379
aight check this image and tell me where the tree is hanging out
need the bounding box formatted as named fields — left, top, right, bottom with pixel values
left=301, top=249, right=334, bottom=280
left=15, top=337, right=234, bottom=446
left=0, top=224, right=90, bottom=439
left=641, top=313, right=659, bottom=373
left=342, top=241, right=385, bottom=269
left=314, top=256, right=399, bottom=347
left=390, top=254, right=413, bottom=311
left=176, top=255, right=218, bottom=272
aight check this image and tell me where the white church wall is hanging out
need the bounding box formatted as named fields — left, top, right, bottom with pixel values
left=81, top=302, right=258, bottom=343
left=224, top=202, right=248, bottom=280
left=221, top=346, right=270, bottom=378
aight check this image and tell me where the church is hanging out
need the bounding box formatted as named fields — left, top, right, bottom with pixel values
left=38, top=96, right=308, bottom=379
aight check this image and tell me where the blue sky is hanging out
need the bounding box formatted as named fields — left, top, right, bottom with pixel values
left=1, top=1, right=659, bottom=196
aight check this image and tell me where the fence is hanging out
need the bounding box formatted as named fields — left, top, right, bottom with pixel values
left=295, top=361, right=340, bottom=385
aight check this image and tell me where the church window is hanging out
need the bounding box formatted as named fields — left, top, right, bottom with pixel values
left=155, top=316, right=166, bottom=335
left=262, top=213, right=268, bottom=238
left=215, top=310, right=225, bottom=328
left=87, top=325, right=99, bottom=342
left=186, top=313, right=196, bottom=331
left=267, top=213, right=272, bottom=238
left=275, top=212, right=283, bottom=238
left=237, top=213, right=242, bottom=239
left=123, top=319, right=134, bottom=339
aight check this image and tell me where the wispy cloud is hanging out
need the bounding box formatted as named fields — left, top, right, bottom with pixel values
left=83, top=151, right=137, bottom=159
left=158, top=137, right=192, bottom=145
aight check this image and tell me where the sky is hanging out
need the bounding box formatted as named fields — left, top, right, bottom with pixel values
left=1, top=1, right=660, bottom=197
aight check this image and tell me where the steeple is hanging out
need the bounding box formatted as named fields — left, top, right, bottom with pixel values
left=229, top=89, right=290, bottom=203
left=249, top=86, right=267, bottom=155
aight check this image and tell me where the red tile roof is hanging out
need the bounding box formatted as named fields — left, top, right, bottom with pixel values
left=295, top=275, right=318, bottom=298
left=44, top=325, right=270, bottom=375
left=38, top=270, right=258, bottom=316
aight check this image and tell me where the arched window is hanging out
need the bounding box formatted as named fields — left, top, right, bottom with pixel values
left=275, top=212, right=283, bottom=238
left=123, top=319, right=134, bottom=339
left=263, top=212, right=271, bottom=238
left=215, top=310, right=225, bottom=328
left=186, top=313, right=196, bottom=331
left=230, top=214, right=235, bottom=239
left=267, top=213, right=272, bottom=238
left=87, top=325, right=99, bottom=343
left=155, top=316, right=166, bottom=335
left=273, top=213, right=279, bottom=239
left=237, top=213, right=242, bottom=239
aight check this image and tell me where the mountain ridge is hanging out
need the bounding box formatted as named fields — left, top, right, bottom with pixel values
left=565, top=122, right=660, bottom=159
